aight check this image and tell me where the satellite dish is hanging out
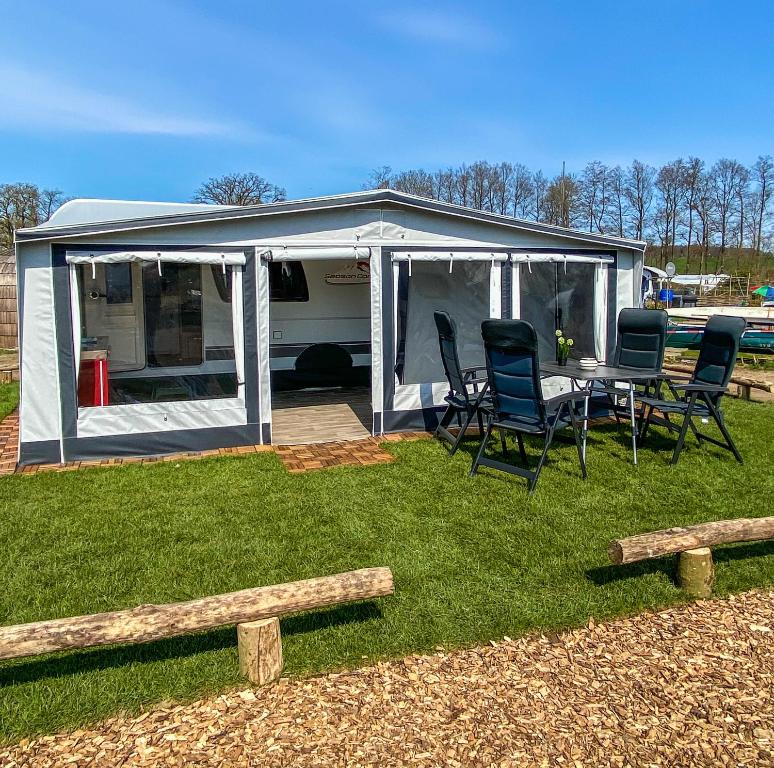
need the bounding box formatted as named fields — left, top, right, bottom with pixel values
left=665, top=261, right=676, bottom=278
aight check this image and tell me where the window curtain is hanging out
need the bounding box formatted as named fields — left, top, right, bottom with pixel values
left=231, top=267, right=245, bottom=401
left=519, top=262, right=557, bottom=361
left=69, top=264, right=82, bottom=383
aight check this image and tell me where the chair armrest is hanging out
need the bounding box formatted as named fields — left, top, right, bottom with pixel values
left=543, top=389, right=590, bottom=407
left=462, top=365, right=487, bottom=380
left=670, top=382, right=725, bottom=394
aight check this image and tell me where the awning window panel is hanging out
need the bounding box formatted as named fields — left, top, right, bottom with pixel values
left=519, top=262, right=598, bottom=361
left=398, top=260, right=491, bottom=385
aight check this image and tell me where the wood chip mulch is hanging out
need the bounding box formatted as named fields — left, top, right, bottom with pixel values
left=4, top=589, right=773, bottom=767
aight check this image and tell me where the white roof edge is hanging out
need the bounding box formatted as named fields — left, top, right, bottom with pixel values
left=39, top=198, right=236, bottom=229
left=17, top=188, right=647, bottom=251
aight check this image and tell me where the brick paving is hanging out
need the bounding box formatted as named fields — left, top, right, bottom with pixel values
left=0, top=410, right=19, bottom=475
left=0, top=411, right=431, bottom=476
left=275, top=432, right=430, bottom=473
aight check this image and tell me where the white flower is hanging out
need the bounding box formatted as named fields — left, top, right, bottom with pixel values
left=555, top=329, right=563, bottom=338
left=567, top=339, right=574, bottom=347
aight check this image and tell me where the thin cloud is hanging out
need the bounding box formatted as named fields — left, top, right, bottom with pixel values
left=0, top=64, right=255, bottom=139
left=376, top=8, right=499, bottom=47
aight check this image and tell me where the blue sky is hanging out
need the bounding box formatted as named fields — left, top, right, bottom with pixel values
left=0, top=1, right=772, bottom=202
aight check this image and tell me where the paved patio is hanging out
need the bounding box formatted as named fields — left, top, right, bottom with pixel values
left=0, top=411, right=430, bottom=476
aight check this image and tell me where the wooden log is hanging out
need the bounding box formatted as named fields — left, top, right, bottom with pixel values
left=663, top=364, right=774, bottom=394
left=0, top=567, right=393, bottom=661
left=677, top=548, right=714, bottom=598
left=238, top=617, right=283, bottom=685
left=608, top=517, right=774, bottom=565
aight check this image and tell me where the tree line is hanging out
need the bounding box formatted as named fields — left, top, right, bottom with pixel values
left=365, top=156, right=774, bottom=274
left=0, top=183, right=67, bottom=252
left=3, top=161, right=772, bottom=278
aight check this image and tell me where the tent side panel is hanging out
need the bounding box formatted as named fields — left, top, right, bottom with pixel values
left=17, top=243, right=62, bottom=463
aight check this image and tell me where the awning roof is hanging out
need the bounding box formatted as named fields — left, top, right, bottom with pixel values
left=16, top=189, right=647, bottom=252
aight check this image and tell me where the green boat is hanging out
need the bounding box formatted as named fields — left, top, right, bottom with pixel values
left=666, top=322, right=774, bottom=353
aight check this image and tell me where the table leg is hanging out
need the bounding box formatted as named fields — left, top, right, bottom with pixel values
left=629, top=381, right=638, bottom=465
left=582, top=381, right=590, bottom=463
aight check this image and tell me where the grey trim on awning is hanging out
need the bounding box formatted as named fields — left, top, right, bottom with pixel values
left=260, top=246, right=371, bottom=261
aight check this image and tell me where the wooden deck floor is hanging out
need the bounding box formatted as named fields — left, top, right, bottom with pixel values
left=271, top=387, right=372, bottom=445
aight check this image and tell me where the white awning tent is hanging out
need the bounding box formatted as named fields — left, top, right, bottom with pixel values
left=13, top=189, right=645, bottom=465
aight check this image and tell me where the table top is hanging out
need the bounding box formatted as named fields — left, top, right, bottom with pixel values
left=540, top=360, right=662, bottom=382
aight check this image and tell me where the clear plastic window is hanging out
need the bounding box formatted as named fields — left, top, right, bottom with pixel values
left=398, top=261, right=490, bottom=385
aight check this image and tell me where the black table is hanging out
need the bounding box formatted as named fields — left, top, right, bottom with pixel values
left=540, top=361, right=662, bottom=465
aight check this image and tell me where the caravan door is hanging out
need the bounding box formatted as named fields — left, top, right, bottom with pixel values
left=80, top=263, right=146, bottom=371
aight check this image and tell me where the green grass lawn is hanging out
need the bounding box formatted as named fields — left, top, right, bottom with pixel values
left=0, top=381, right=19, bottom=421
left=0, top=398, right=773, bottom=742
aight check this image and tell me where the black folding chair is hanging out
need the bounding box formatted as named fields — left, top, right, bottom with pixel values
left=433, top=311, right=489, bottom=456
left=638, top=315, right=746, bottom=465
left=599, top=308, right=669, bottom=422
left=470, top=320, right=589, bottom=495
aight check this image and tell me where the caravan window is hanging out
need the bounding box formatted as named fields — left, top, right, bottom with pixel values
left=105, top=263, right=133, bottom=304
left=270, top=261, right=309, bottom=302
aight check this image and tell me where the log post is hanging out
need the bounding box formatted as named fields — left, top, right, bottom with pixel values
left=677, top=548, right=714, bottom=598
left=238, top=617, right=283, bottom=685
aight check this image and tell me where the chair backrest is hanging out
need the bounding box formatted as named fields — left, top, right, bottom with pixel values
left=434, top=311, right=468, bottom=402
left=692, top=315, right=746, bottom=405
left=613, top=308, right=669, bottom=370
left=481, top=319, right=547, bottom=427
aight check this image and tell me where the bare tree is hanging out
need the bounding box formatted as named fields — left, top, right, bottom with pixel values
left=682, top=157, right=704, bottom=271
left=490, top=162, right=513, bottom=215
left=0, top=182, right=68, bottom=249
left=39, top=189, right=67, bottom=222
left=455, top=164, right=472, bottom=208
left=193, top=172, right=286, bottom=206
left=511, top=164, right=534, bottom=219
left=469, top=161, right=490, bottom=211
left=654, top=159, right=685, bottom=265
left=364, top=166, right=393, bottom=190
left=392, top=169, right=435, bottom=198
left=532, top=170, right=549, bottom=222
left=752, top=155, right=774, bottom=259
left=709, top=159, right=746, bottom=271
left=578, top=161, right=610, bottom=232
left=607, top=166, right=626, bottom=237
left=433, top=168, right=456, bottom=203
left=624, top=160, right=656, bottom=241
left=544, top=172, right=579, bottom=228
left=693, top=172, right=715, bottom=275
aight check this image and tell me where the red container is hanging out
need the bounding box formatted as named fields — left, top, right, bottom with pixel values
left=78, top=356, right=109, bottom=407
